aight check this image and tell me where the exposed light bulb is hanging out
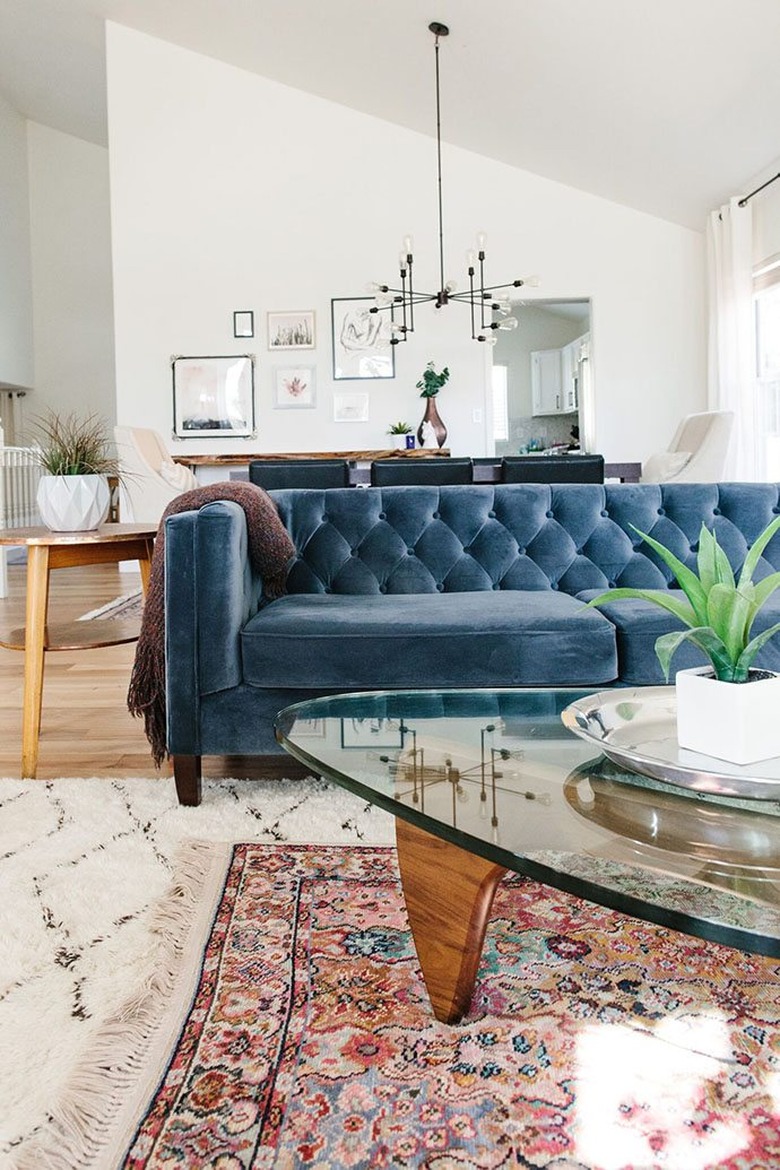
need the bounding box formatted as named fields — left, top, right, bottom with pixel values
left=444, top=280, right=458, bottom=293
left=524, top=275, right=541, bottom=287
left=366, top=281, right=388, bottom=293
left=498, top=318, right=518, bottom=331
left=476, top=231, right=487, bottom=251
left=403, top=235, right=414, bottom=254
left=466, top=250, right=476, bottom=268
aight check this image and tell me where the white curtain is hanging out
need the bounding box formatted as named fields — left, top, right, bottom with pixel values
left=707, top=197, right=759, bottom=480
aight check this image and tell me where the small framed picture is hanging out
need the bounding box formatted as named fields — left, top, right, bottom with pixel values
left=233, top=310, right=254, bottom=338
left=333, top=391, right=369, bottom=423
left=331, top=296, right=395, bottom=380
left=267, top=310, right=315, bottom=350
left=274, top=365, right=316, bottom=409
left=340, top=717, right=404, bottom=749
left=171, top=354, right=256, bottom=438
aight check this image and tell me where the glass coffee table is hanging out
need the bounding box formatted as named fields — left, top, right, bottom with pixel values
left=276, top=688, right=780, bottom=1024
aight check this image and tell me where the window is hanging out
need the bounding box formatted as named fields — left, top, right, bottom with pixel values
left=754, top=275, right=780, bottom=479
left=492, top=364, right=508, bottom=442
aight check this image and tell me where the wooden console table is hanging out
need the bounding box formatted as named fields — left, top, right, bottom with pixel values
left=0, top=523, right=155, bottom=778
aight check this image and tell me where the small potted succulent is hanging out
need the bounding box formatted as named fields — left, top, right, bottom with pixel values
left=31, top=411, right=120, bottom=532
left=586, top=517, right=780, bottom=764
left=416, top=362, right=450, bottom=448
left=387, top=421, right=415, bottom=451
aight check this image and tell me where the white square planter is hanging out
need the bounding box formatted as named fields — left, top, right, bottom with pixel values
left=676, top=666, right=780, bottom=765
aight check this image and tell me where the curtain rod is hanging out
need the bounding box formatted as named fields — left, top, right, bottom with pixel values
left=739, top=171, right=780, bottom=207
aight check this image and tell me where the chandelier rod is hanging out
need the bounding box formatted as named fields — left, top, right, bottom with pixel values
left=431, top=21, right=449, bottom=301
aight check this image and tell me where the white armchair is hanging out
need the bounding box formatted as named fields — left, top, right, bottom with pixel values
left=640, top=411, right=735, bottom=483
left=114, top=426, right=197, bottom=524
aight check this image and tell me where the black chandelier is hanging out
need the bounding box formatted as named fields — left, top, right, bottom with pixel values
left=367, top=21, right=539, bottom=346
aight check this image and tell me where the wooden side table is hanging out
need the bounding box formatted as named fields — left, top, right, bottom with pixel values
left=0, top=523, right=156, bottom=778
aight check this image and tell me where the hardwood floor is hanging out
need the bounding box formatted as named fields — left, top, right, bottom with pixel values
left=0, top=561, right=308, bottom=782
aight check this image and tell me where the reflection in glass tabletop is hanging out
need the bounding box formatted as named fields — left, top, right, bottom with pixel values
left=276, top=688, right=780, bottom=1021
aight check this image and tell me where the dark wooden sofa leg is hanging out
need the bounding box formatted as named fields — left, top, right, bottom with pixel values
left=173, top=754, right=202, bottom=806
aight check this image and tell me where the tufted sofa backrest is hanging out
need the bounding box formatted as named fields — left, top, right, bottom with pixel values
left=269, top=482, right=780, bottom=597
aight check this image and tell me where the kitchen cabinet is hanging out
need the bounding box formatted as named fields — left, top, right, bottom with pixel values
left=532, top=334, right=589, bottom=416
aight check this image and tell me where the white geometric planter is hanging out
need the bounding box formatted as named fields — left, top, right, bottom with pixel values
left=37, top=474, right=110, bottom=532
left=676, top=665, right=780, bottom=765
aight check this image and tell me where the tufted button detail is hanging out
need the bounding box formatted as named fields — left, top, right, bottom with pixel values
left=488, top=510, right=496, bottom=518
left=407, top=548, right=415, bottom=556
left=379, top=584, right=387, bottom=594
left=551, top=581, right=559, bottom=590
left=351, top=549, right=358, bottom=557
left=378, top=512, right=386, bottom=520
left=324, top=587, right=331, bottom=594
left=658, top=508, right=665, bottom=516
left=432, top=511, right=440, bottom=519
left=493, top=583, right=500, bottom=590
left=546, top=510, right=554, bottom=519
left=437, top=583, right=444, bottom=592
left=608, top=581, right=617, bottom=588
left=601, top=509, right=609, bottom=518
left=517, top=546, right=525, bottom=556
left=322, top=514, right=328, bottom=522
left=713, top=508, right=721, bottom=516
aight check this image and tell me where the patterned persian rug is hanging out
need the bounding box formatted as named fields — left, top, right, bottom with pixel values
left=78, top=589, right=144, bottom=622
left=122, top=842, right=780, bottom=1170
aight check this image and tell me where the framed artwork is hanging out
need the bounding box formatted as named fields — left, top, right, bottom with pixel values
left=273, top=365, right=316, bottom=409
left=267, top=310, right=315, bottom=350
left=340, top=717, right=404, bottom=749
left=171, top=354, right=256, bottom=438
left=333, top=391, right=369, bottom=423
left=331, top=296, right=395, bottom=380
left=233, top=310, right=254, bottom=338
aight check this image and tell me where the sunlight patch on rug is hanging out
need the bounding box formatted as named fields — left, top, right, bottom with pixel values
left=78, top=589, right=144, bottom=622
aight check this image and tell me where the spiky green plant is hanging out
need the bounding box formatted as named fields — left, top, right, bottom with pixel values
left=416, top=362, right=450, bottom=398
left=387, top=421, right=413, bottom=434
left=586, top=518, right=780, bottom=682
left=30, top=411, right=121, bottom=478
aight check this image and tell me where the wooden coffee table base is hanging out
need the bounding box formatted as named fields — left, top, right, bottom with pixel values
left=395, top=818, right=508, bottom=1024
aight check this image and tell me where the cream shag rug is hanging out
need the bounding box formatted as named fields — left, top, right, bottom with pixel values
left=0, top=776, right=394, bottom=1170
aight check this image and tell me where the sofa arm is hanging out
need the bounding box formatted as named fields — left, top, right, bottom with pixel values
left=165, top=501, right=264, bottom=752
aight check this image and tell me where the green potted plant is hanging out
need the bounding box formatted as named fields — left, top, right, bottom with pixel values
left=416, top=362, right=450, bottom=449
left=31, top=411, right=120, bottom=532
left=387, top=421, right=414, bottom=451
left=586, top=517, right=780, bottom=764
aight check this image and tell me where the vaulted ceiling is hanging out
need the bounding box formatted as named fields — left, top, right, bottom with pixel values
left=1, top=0, right=779, bottom=229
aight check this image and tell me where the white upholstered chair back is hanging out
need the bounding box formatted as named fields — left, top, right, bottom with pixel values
left=114, top=426, right=197, bottom=524
left=640, top=411, right=735, bottom=483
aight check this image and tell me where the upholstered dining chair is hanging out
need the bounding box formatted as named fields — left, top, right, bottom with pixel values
left=500, top=454, right=605, bottom=484
left=640, top=411, right=735, bottom=483
left=114, top=426, right=197, bottom=524
left=369, top=458, right=474, bottom=486
left=248, top=459, right=351, bottom=489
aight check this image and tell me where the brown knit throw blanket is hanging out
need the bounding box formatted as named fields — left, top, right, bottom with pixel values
left=127, top=481, right=295, bottom=765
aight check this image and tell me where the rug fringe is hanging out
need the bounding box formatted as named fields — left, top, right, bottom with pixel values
left=11, top=839, right=232, bottom=1170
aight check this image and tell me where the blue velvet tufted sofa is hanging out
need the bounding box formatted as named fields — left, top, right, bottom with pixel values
left=164, top=481, right=780, bottom=803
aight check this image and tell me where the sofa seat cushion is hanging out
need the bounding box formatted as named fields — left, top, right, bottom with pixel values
left=241, top=591, right=617, bottom=689
left=576, top=591, right=780, bottom=684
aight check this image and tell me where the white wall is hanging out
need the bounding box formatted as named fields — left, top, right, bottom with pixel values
left=107, top=24, right=706, bottom=464
left=27, top=122, right=116, bottom=431
left=0, top=89, right=33, bottom=393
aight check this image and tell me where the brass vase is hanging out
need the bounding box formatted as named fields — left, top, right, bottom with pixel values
left=417, top=396, right=447, bottom=449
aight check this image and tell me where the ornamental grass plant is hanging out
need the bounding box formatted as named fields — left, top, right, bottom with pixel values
left=30, top=412, right=121, bottom=478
